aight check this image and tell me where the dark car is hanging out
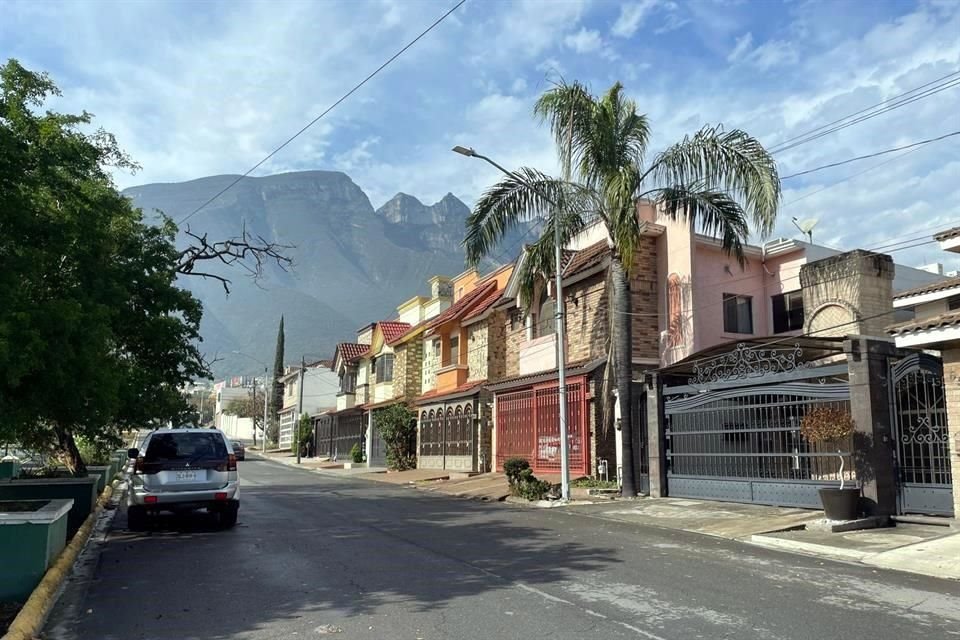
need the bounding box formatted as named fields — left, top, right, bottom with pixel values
left=230, top=439, right=246, bottom=461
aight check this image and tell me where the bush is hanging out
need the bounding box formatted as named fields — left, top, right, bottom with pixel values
left=349, top=443, right=365, bottom=464
left=502, top=458, right=553, bottom=501
left=76, top=436, right=115, bottom=466
left=503, top=457, right=530, bottom=485
left=571, top=478, right=619, bottom=489
left=801, top=407, right=856, bottom=444
left=374, top=404, right=416, bottom=471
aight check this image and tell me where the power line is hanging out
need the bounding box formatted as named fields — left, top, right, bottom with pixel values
left=768, top=71, right=960, bottom=155
left=780, top=131, right=960, bottom=180
left=176, top=0, right=468, bottom=226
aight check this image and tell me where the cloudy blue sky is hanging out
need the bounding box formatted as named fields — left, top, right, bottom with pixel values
left=3, top=0, right=959, bottom=268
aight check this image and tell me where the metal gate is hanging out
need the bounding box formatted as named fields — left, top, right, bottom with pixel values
left=496, top=378, right=590, bottom=476
left=664, top=382, right=853, bottom=508
left=890, top=354, right=954, bottom=516
left=631, top=385, right=649, bottom=494
left=418, top=403, right=478, bottom=471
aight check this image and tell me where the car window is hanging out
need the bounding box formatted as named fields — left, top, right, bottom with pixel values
left=145, top=432, right=229, bottom=462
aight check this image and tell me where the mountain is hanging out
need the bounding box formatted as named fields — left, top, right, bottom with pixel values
left=123, top=171, right=526, bottom=379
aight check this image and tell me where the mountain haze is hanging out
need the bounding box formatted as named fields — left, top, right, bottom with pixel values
left=123, top=171, right=523, bottom=378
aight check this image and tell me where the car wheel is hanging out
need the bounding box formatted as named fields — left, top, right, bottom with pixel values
left=128, top=505, right=147, bottom=531
left=219, top=506, right=238, bottom=529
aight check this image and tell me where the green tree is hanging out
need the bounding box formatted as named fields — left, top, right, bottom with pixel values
left=226, top=392, right=262, bottom=433
left=463, top=81, right=780, bottom=495
left=374, top=404, right=416, bottom=471
left=297, top=412, right=313, bottom=457
left=0, top=59, right=207, bottom=473
left=268, top=316, right=285, bottom=444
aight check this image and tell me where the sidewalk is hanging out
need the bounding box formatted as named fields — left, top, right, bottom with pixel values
left=253, top=451, right=386, bottom=475
left=576, top=497, right=960, bottom=581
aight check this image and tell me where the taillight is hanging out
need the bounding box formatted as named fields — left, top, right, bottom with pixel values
left=135, top=456, right=145, bottom=473
left=227, top=454, right=237, bottom=471
left=144, top=495, right=158, bottom=504
left=214, top=492, right=228, bottom=501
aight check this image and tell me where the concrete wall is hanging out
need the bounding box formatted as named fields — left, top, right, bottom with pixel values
left=801, top=250, right=895, bottom=338
left=941, top=347, right=960, bottom=517
left=220, top=414, right=255, bottom=442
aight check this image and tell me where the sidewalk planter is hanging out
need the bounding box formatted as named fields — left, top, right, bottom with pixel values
left=0, top=459, right=20, bottom=480
left=0, top=499, right=72, bottom=601
left=0, top=476, right=98, bottom=538
left=819, top=487, right=861, bottom=521
left=85, top=466, right=110, bottom=495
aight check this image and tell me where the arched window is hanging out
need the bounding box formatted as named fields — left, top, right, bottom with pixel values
left=537, top=296, right=556, bottom=337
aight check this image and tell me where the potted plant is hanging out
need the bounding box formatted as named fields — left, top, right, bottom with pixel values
left=800, top=407, right=859, bottom=520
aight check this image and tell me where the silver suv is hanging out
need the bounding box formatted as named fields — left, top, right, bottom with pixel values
left=127, top=428, right=240, bottom=529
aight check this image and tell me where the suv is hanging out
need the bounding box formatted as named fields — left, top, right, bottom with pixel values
left=127, top=428, right=239, bottom=529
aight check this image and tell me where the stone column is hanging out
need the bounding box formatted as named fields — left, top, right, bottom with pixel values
left=941, top=348, right=960, bottom=518
left=844, top=337, right=898, bottom=516
left=645, top=373, right=668, bottom=498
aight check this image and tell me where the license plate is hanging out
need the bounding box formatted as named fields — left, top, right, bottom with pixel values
left=175, top=471, right=197, bottom=481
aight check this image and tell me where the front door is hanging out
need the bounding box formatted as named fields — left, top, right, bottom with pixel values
left=890, top=354, right=954, bottom=516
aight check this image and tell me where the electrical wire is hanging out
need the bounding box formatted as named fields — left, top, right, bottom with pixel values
left=176, top=0, right=468, bottom=226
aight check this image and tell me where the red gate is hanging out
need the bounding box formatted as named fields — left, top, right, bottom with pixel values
left=495, top=377, right=590, bottom=476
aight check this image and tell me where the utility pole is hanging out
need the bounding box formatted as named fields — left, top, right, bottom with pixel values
left=251, top=379, right=256, bottom=447
left=296, top=355, right=305, bottom=464
left=262, top=366, right=269, bottom=453
left=554, top=105, right=574, bottom=502
left=198, top=392, right=204, bottom=427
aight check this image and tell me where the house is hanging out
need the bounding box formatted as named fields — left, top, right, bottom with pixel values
left=277, top=360, right=338, bottom=450
left=488, top=228, right=660, bottom=482
left=315, top=276, right=453, bottom=464
left=413, top=265, right=513, bottom=473
left=885, top=227, right=960, bottom=517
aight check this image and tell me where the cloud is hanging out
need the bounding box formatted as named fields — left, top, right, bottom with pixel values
left=511, top=77, right=528, bottom=94
left=727, top=32, right=799, bottom=70
left=564, top=27, right=603, bottom=53
left=611, top=0, right=659, bottom=38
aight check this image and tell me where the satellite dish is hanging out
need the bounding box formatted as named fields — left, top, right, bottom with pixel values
left=791, top=217, right=819, bottom=242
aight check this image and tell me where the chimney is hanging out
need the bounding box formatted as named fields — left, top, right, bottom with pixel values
left=799, top=250, right=895, bottom=340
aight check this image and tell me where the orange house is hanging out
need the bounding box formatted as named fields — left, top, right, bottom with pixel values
left=414, top=264, right=513, bottom=472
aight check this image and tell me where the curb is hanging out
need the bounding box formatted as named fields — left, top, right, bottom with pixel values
left=746, top=533, right=874, bottom=562
left=2, top=474, right=123, bottom=640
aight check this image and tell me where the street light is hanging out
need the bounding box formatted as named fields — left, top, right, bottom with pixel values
left=231, top=351, right=270, bottom=453
left=452, top=144, right=572, bottom=502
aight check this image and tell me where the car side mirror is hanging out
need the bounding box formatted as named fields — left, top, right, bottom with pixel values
left=127, top=448, right=139, bottom=459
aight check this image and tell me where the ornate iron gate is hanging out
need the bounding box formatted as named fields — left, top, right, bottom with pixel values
left=890, top=354, right=953, bottom=516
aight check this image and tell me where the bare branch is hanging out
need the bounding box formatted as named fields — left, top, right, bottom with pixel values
left=175, top=223, right=294, bottom=294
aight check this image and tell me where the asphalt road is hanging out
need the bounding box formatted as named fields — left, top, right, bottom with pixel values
left=46, top=456, right=960, bottom=640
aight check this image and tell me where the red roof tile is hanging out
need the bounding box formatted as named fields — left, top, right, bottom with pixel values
left=378, top=321, right=412, bottom=344
left=426, top=280, right=498, bottom=330
left=387, top=319, right=429, bottom=346
left=337, top=342, right=369, bottom=363
left=463, top=288, right=505, bottom=322
left=562, top=241, right=609, bottom=277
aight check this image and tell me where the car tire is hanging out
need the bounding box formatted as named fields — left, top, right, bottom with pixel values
left=128, top=505, right=147, bottom=531
left=219, top=506, right=238, bottom=529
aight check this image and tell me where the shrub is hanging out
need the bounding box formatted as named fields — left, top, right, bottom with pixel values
left=503, top=457, right=530, bottom=485
left=571, top=478, right=619, bottom=489
left=801, top=407, right=856, bottom=444
left=374, top=404, right=417, bottom=471
left=349, top=443, right=365, bottom=464
left=76, top=435, right=118, bottom=466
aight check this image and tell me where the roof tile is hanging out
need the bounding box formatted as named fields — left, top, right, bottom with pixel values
left=378, top=321, right=412, bottom=344
left=337, top=342, right=369, bottom=363
left=934, top=227, right=960, bottom=242
left=887, top=310, right=960, bottom=336
left=893, top=276, right=960, bottom=300
left=562, top=241, right=609, bottom=277
left=426, top=280, right=498, bottom=330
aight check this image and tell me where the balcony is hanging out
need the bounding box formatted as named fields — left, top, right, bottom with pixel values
left=336, top=391, right=356, bottom=411
left=436, top=364, right=468, bottom=391
left=518, top=334, right=557, bottom=375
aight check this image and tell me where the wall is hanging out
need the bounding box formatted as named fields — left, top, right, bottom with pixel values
left=655, top=211, right=695, bottom=365
left=397, top=296, right=427, bottom=325
left=421, top=336, right=440, bottom=391
left=220, top=414, right=255, bottom=442
left=940, top=347, right=960, bottom=517
left=800, top=250, right=895, bottom=338
left=301, top=367, right=339, bottom=415
left=467, top=323, right=489, bottom=382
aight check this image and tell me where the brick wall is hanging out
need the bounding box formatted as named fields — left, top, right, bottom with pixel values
left=630, top=237, right=659, bottom=361
left=800, top=250, right=894, bottom=338
left=941, top=347, right=960, bottom=517
left=486, top=311, right=507, bottom=382
left=393, top=345, right=408, bottom=399
left=467, top=324, right=489, bottom=382
left=503, top=309, right=525, bottom=378
left=404, top=340, right=423, bottom=399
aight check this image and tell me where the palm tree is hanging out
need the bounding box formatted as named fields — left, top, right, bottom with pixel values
left=463, top=81, right=780, bottom=496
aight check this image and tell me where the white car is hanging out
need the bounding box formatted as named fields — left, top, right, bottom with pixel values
left=127, top=428, right=240, bottom=529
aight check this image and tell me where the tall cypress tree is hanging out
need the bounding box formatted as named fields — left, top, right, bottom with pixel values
left=268, top=315, right=285, bottom=444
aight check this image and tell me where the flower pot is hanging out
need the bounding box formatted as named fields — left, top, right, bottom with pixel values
left=818, top=487, right=860, bottom=521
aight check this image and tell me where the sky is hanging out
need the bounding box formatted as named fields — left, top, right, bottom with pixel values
left=3, top=0, right=959, bottom=270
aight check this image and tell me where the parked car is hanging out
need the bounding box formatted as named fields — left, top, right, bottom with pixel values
left=127, top=428, right=239, bottom=530
left=230, top=440, right=245, bottom=461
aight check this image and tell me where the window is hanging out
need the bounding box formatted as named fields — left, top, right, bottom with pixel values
left=772, top=291, right=804, bottom=333
left=375, top=354, right=394, bottom=383
left=723, top=293, right=753, bottom=334
left=145, top=432, right=228, bottom=463
left=432, top=339, right=441, bottom=361
left=340, top=370, right=356, bottom=394
left=948, top=295, right=960, bottom=311
left=537, top=297, right=556, bottom=337
left=448, top=335, right=460, bottom=366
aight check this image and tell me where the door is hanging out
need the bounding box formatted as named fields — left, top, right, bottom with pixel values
left=890, top=354, right=954, bottom=516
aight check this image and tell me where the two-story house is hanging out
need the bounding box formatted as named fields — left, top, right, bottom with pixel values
left=276, top=360, right=338, bottom=450
left=315, top=341, right=370, bottom=461
left=488, top=229, right=660, bottom=481
left=414, top=265, right=513, bottom=473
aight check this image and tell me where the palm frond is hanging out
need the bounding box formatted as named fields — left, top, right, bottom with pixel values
left=533, top=81, right=595, bottom=175
left=644, top=125, right=780, bottom=237
left=652, top=185, right=750, bottom=265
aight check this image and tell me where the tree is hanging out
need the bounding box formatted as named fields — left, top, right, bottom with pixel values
left=374, top=404, right=416, bottom=471
left=297, top=412, right=313, bottom=457
left=225, top=393, right=263, bottom=435
left=0, top=59, right=208, bottom=473
left=268, top=316, right=285, bottom=445
left=463, top=81, right=780, bottom=496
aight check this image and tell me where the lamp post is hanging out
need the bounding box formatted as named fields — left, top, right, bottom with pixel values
left=452, top=145, right=571, bottom=501
left=231, top=351, right=270, bottom=453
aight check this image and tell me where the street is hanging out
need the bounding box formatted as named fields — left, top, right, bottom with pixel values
left=46, top=457, right=960, bottom=640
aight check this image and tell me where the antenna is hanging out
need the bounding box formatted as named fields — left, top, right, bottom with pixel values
left=791, top=217, right=819, bottom=243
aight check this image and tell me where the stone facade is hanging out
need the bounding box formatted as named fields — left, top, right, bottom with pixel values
left=421, top=336, right=439, bottom=391
left=393, top=344, right=409, bottom=399
left=467, top=323, right=489, bottom=382
left=942, top=347, right=960, bottom=517
left=800, top=250, right=895, bottom=338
